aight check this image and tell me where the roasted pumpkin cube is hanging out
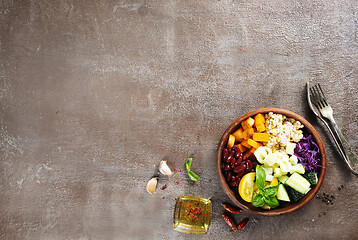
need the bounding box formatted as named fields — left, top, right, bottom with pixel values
left=247, top=138, right=262, bottom=149
left=241, top=140, right=251, bottom=148
left=254, top=113, right=265, bottom=126
left=232, top=127, right=247, bottom=142
left=249, top=147, right=257, bottom=154
left=256, top=123, right=266, bottom=132
left=253, top=132, right=269, bottom=142
left=244, top=127, right=254, bottom=138
left=242, top=117, right=255, bottom=130
left=244, top=150, right=253, bottom=158
left=237, top=143, right=248, bottom=153
left=227, top=134, right=235, bottom=149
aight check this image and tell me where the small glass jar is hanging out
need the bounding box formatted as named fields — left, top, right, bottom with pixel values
left=173, top=196, right=212, bottom=234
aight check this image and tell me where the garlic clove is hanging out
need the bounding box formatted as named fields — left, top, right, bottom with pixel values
left=159, top=160, right=173, bottom=176
left=146, top=177, right=158, bottom=194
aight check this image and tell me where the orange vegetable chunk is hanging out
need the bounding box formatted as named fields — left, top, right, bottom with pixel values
left=247, top=138, right=262, bottom=149
left=244, top=151, right=253, bottom=158
left=241, top=140, right=251, bottom=148
left=254, top=113, right=265, bottom=126
left=242, top=117, right=255, bottom=130
left=227, top=134, right=235, bottom=149
left=256, top=123, right=266, bottom=132
left=237, top=143, right=248, bottom=153
left=253, top=132, right=269, bottom=142
left=244, top=128, right=254, bottom=138
left=233, top=128, right=246, bottom=142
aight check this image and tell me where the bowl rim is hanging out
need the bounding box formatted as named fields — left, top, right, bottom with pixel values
left=217, top=107, right=327, bottom=216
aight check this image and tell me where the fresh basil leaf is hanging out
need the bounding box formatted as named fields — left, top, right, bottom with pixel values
left=188, top=170, right=199, bottom=181
left=255, top=165, right=266, bottom=190
left=252, top=193, right=265, bottom=207
left=264, top=196, right=279, bottom=209
left=261, top=185, right=279, bottom=197
left=186, top=158, right=192, bottom=171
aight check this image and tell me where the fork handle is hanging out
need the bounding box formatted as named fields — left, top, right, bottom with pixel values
left=330, top=121, right=358, bottom=175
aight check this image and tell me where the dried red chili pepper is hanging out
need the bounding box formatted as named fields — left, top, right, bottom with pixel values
left=221, top=203, right=243, bottom=214
left=237, top=218, right=249, bottom=230
left=222, top=214, right=238, bottom=232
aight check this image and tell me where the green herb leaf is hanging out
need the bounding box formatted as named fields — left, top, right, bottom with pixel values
left=261, top=185, right=279, bottom=198
left=186, top=158, right=193, bottom=171
left=255, top=165, right=266, bottom=190
left=264, top=196, right=279, bottom=209
left=188, top=170, right=199, bottom=181
left=252, top=193, right=265, bottom=207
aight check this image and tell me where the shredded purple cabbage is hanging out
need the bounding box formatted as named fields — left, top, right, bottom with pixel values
left=294, top=134, right=324, bottom=173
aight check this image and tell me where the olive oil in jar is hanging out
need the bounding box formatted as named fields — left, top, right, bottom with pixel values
left=173, top=196, right=212, bottom=234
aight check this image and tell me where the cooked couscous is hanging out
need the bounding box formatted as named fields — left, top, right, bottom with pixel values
left=265, top=112, right=304, bottom=150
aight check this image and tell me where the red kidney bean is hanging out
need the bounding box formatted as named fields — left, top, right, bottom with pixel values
left=231, top=175, right=236, bottom=182
left=243, top=155, right=247, bottom=161
left=236, top=178, right=241, bottom=185
left=232, top=146, right=238, bottom=153
left=235, top=158, right=242, bottom=166
left=230, top=157, right=236, bottom=165
left=224, top=164, right=231, bottom=171
left=237, top=171, right=245, bottom=178
left=223, top=148, right=229, bottom=160
left=238, top=162, right=246, bottom=172
left=237, top=155, right=243, bottom=164
left=233, top=164, right=246, bottom=174
left=235, top=151, right=241, bottom=159
left=227, top=155, right=233, bottom=163
left=246, top=160, right=253, bottom=171
left=252, top=161, right=258, bottom=169
left=226, top=172, right=232, bottom=181
left=229, top=150, right=234, bottom=159
left=229, top=181, right=237, bottom=187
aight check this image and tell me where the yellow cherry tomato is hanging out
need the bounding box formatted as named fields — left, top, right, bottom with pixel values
left=238, top=172, right=256, bottom=202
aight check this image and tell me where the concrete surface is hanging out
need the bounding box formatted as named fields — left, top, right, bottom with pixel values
left=1, top=0, right=358, bottom=239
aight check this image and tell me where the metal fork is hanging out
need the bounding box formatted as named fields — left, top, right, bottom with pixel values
left=308, top=82, right=358, bottom=175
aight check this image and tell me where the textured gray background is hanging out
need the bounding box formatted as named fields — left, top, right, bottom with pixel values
left=1, top=0, right=358, bottom=239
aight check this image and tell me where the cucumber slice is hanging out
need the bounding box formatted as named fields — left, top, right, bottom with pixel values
left=285, top=173, right=311, bottom=194
left=286, top=185, right=305, bottom=202
left=302, top=172, right=318, bottom=185
left=277, top=184, right=290, bottom=202
left=278, top=175, right=289, bottom=184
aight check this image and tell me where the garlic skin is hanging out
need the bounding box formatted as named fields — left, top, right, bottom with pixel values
left=146, top=177, right=158, bottom=194
left=159, top=160, right=173, bottom=176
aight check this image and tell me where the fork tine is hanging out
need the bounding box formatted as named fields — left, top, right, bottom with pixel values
left=309, top=87, right=318, bottom=105
left=313, top=84, right=326, bottom=108
left=311, top=85, right=321, bottom=107
left=310, top=85, right=323, bottom=109
left=317, top=83, right=329, bottom=106
left=314, top=84, right=324, bottom=107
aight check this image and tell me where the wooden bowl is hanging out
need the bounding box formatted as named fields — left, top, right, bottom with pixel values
left=217, top=108, right=326, bottom=216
